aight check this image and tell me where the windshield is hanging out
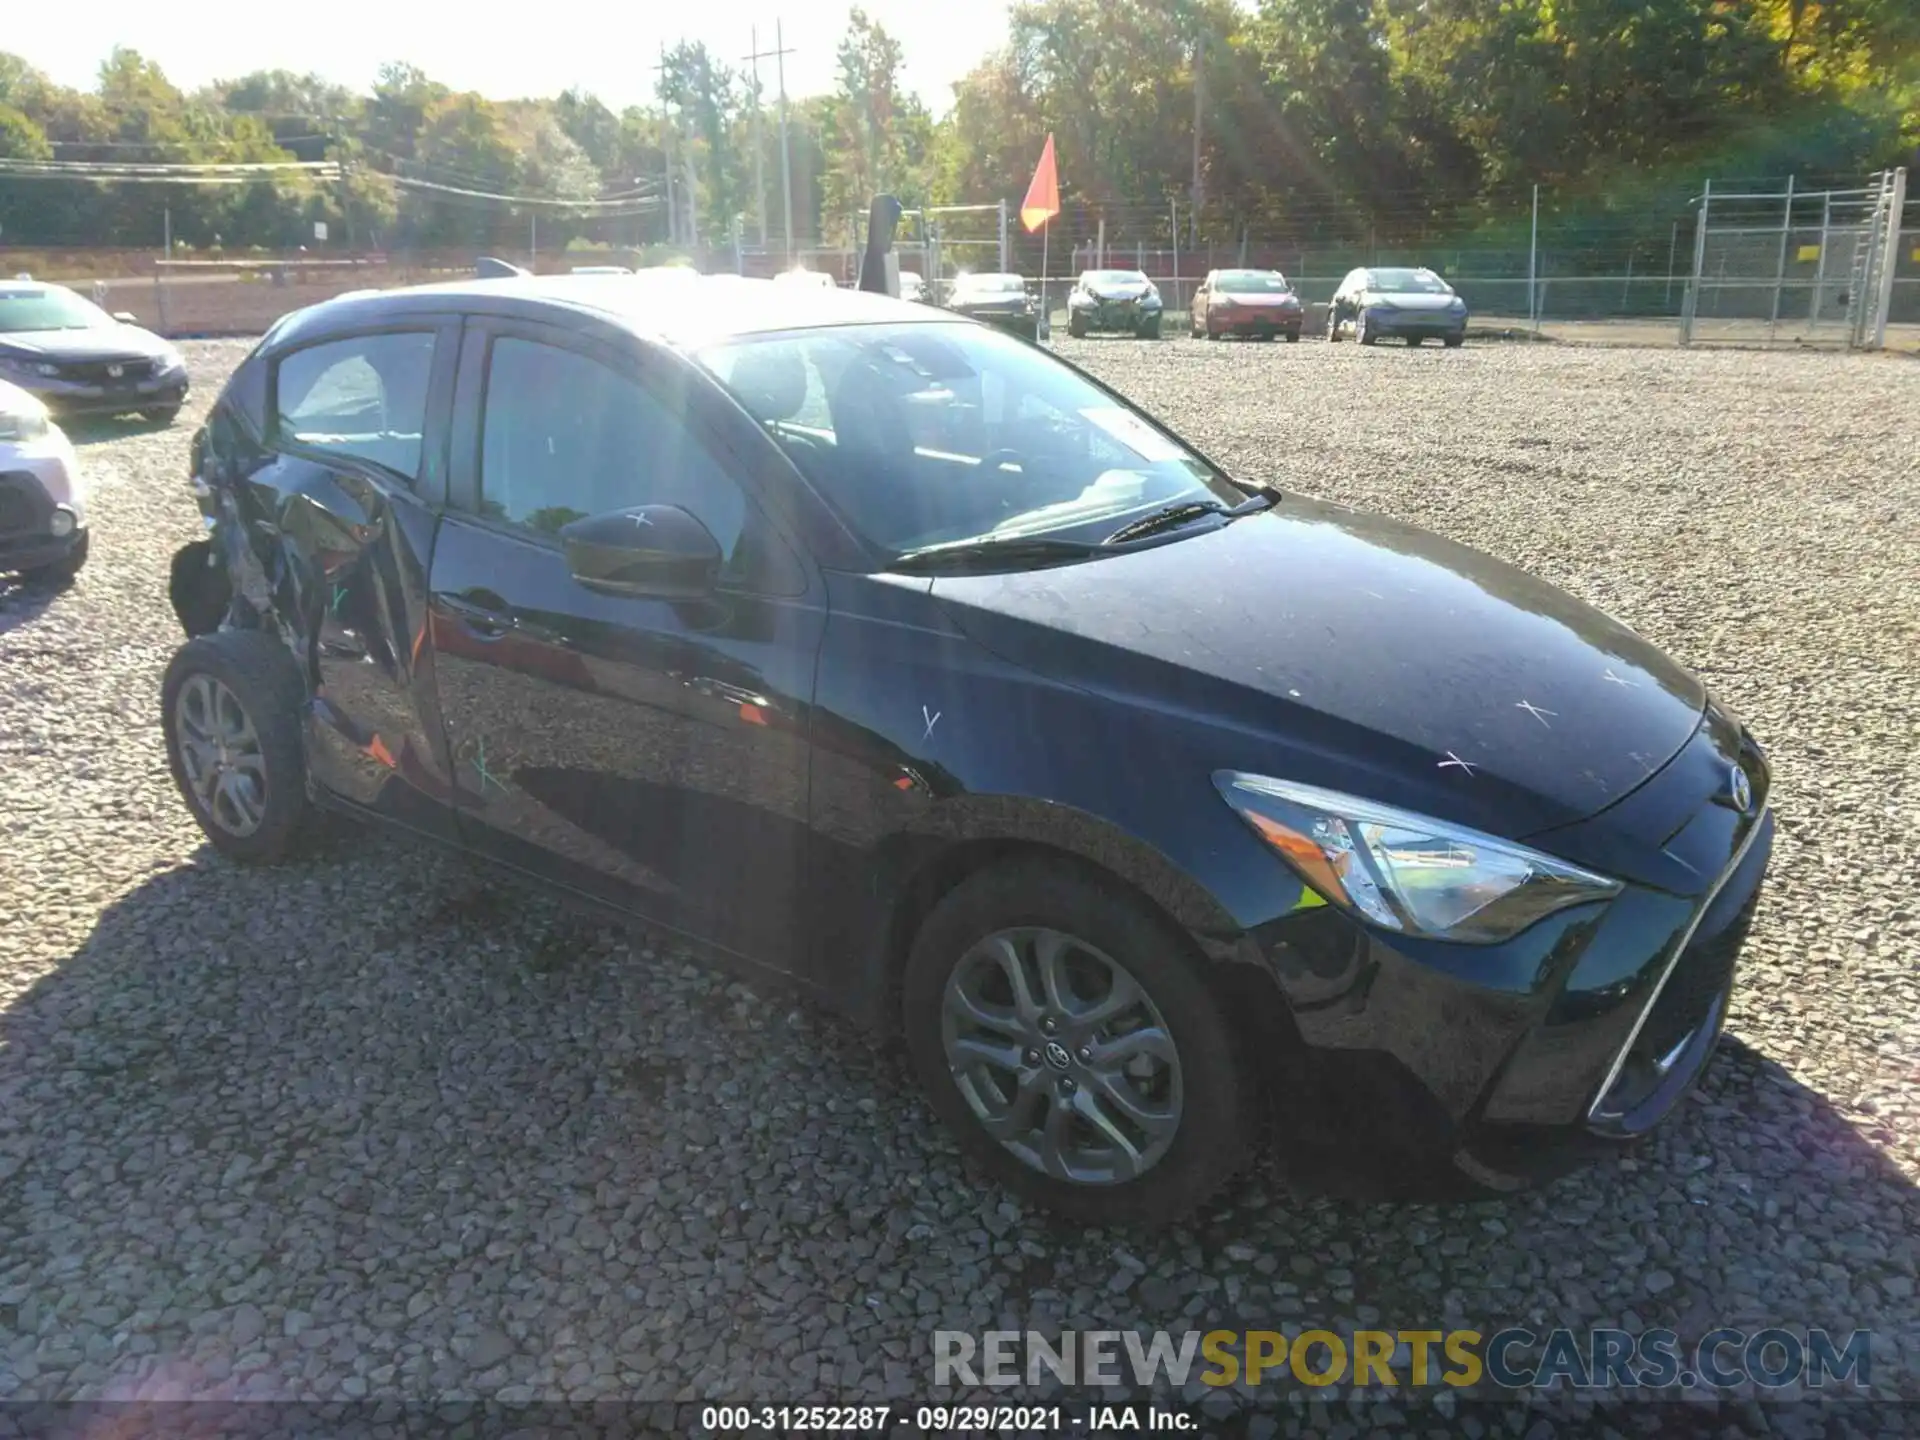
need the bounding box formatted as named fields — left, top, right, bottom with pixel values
left=1369, top=268, right=1452, bottom=294
left=700, top=322, right=1240, bottom=557
left=1083, top=271, right=1148, bottom=287
left=1216, top=271, right=1290, bottom=293
left=0, top=286, right=115, bottom=334
left=955, top=274, right=1025, bottom=294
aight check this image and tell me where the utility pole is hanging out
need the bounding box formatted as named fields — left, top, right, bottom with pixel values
left=655, top=46, right=678, bottom=246
left=1190, top=31, right=1204, bottom=249
left=743, top=28, right=783, bottom=249
left=776, top=21, right=796, bottom=261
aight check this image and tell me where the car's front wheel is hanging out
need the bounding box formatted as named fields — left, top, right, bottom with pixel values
left=22, top=530, right=89, bottom=588
left=162, top=631, right=315, bottom=863
left=902, top=860, right=1247, bottom=1225
left=1068, top=313, right=1088, bottom=339
left=1326, top=308, right=1342, bottom=342
left=142, top=406, right=182, bottom=426
left=1137, top=316, right=1161, bottom=340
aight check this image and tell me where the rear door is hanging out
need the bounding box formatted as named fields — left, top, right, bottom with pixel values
left=256, top=318, right=464, bottom=840
left=426, top=316, right=824, bottom=967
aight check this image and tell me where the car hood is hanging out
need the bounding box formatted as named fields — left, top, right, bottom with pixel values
left=1219, top=293, right=1299, bottom=308
left=1083, top=284, right=1152, bottom=300
left=0, top=325, right=172, bottom=361
left=954, top=294, right=1027, bottom=309
left=1373, top=292, right=1461, bottom=312
left=929, top=497, right=1706, bottom=839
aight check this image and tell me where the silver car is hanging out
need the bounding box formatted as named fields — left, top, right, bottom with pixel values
left=1327, top=266, right=1468, bottom=347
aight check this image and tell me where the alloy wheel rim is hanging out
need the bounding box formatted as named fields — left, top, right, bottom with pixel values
left=175, top=673, right=268, bottom=837
left=940, top=927, right=1183, bottom=1185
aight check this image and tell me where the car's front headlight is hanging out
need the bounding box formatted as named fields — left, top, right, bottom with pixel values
left=1215, top=772, right=1621, bottom=944
left=1449, top=296, right=1467, bottom=312
left=0, top=355, right=59, bottom=378
left=156, top=345, right=186, bottom=372
left=0, top=397, right=51, bottom=442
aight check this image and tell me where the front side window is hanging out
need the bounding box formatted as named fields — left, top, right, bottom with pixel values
left=275, top=331, right=436, bottom=480
left=478, top=336, right=746, bottom=565
left=700, top=322, right=1240, bottom=556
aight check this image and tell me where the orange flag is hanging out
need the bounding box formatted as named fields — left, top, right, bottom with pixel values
left=1021, top=134, right=1060, bottom=233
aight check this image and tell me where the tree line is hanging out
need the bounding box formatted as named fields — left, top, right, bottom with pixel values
left=0, top=0, right=1913, bottom=259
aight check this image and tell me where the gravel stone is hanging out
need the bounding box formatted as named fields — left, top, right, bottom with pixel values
left=0, top=338, right=1915, bottom=1420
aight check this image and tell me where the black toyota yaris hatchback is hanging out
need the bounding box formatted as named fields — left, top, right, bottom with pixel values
left=164, top=272, right=1772, bottom=1224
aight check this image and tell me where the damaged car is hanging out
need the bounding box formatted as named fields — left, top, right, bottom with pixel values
left=163, top=269, right=1772, bottom=1225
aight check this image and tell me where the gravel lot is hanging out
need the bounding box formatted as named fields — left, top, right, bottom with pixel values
left=1, top=336, right=1916, bottom=1428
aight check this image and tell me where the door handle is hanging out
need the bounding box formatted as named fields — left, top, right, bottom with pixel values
left=440, top=592, right=515, bottom=639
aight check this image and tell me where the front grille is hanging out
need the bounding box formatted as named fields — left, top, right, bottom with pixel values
left=55, top=358, right=153, bottom=384
left=0, top=472, right=51, bottom=539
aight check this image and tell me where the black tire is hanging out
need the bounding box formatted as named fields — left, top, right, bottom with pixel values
left=22, top=530, right=89, bottom=588
left=1326, top=309, right=1342, bottom=342
left=1407, top=335, right=1424, bottom=347
left=902, top=859, right=1248, bottom=1226
left=1068, top=314, right=1088, bottom=339
left=142, top=406, right=182, bottom=426
left=1444, top=335, right=1465, bottom=348
left=1137, top=317, right=1161, bottom=340
left=161, top=630, right=316, bottom=863
left=1285, top=329, right=1300, bottom=343
left=1357, top=313, right=1377, bottom=346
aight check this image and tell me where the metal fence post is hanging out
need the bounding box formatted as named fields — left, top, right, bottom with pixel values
left=998, top=199, right=1009, bottom=274
left=1528, top=183, right=1539, bottom=332
left=1170, top=199, right=1180, bottom=312
left=1768, top=175, right=1794, bottom=341
left=1870, top=167, right=1907, bottom=350
left=1813, top=192, right=1832, bottom=327
left=1680, top=180, right=1711, bottom=344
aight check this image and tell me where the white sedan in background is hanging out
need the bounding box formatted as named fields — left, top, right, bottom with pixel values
left=0, top=378, right=88, bottom=585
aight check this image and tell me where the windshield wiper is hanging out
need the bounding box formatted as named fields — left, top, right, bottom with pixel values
left=1104, top=493, right=1268, bottom=546
left=887, top=535, right=1100, bottom=574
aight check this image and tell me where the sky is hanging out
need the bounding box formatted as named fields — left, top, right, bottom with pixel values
left=8, top=0, right=1013, bottom=115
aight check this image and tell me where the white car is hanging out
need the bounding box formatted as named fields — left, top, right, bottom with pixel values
left=774, top=267, right=837, bottom=289
left=899, top=272, right=929, bottom=304
left=0, top=377, right=88, bottom=585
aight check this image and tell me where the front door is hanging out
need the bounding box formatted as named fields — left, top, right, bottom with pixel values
left=426, top=319, right=823, bottom=969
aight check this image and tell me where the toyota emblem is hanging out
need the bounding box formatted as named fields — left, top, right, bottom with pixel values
left=1727, top=765, right=1752, bottom=814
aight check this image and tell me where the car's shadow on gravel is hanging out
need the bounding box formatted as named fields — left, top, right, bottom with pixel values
left=2, top=840, right=1914, bottom=1403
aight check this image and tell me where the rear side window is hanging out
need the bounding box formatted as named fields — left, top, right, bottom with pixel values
left=274, top=332, right=436, bottom=480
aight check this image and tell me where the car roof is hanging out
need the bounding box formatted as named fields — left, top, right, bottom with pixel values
left=265, top=273, right=959, bottom=352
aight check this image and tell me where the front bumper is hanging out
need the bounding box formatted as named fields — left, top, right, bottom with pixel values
left=1233, top=709, right=1772, bottom=1190
left=957, top=308, right=1039, bottom=336
left=1072, top=299, right=1161, bottom=330
left=1365, top=307, right=1466, bottom=340
left=0, top=427, right=88, bottom=570
left=1210, top=307, right=1302, bottom=336
left=8, top=368, right=189, bottom=417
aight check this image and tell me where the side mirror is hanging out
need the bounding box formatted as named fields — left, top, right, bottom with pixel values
left=559, top=504, right=720, bottom=600
left=112, top=311, right=139, bottom=324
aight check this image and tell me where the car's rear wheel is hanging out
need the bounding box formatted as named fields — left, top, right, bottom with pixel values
left=1285, top=329, right=1300, bottom=343
left=902, top=860, right=1247, bottom=1225
left=162, top=631, right=315, bottom=863
left=1326, top=309, right=1342, bottom=342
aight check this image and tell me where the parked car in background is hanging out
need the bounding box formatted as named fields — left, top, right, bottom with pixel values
left=1067, top=269, right=1162, bottom=338
left=1191, top=269, right=1304, bottom=342
left=1327, top=267, right=1468, bottom=346
left=946, top=271, right=1039, bottom=338
left=898, top=272, right=930, bottom=304
left=0, top=278, right=190, bottom=424
left=162, top=272, right=1772, bottom=1226
left=0, top=377, right=89, bottom=584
